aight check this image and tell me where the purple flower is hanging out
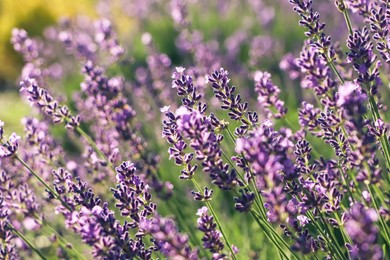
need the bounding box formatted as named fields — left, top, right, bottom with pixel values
left=141, top=215, right=198, bottom=259
left=19, top=78, right=80, bottom=130
left=345, top=203, right=383, bottom=260
left=196, top=206, right=226, bottom=259
left=369, top=4, right=390, bottom=63
left=337, top=81, right=360, bottom=107
left=345, top=0, right=373, bottom=18
left=0, top=196, right=19, bottom=259
left=254, top=71, right=287, bottom=119
left=0, top=129, right=21, bottom=158
left=206, top=68, right=258, bottom=136
left=370, top=119, right=388, bottom=137
left=280, top=53, right=301, bottom=80
left=347, top=27, right=381, bottom=94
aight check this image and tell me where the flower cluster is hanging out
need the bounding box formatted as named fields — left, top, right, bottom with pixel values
left=196, top=206, right=225, bottom=259
left=2, top=0, right=390, bottom=259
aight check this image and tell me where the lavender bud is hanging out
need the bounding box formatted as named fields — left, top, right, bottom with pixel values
left=0, top=129, right=21, bottom=158
left=192, top=187, right=213, bottom=201
left=234, top=189, right=255, bottom=212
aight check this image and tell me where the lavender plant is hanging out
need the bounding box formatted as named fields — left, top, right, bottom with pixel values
left=1, top=0, right=390, bottom=259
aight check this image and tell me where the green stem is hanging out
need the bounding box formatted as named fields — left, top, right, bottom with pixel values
left=249, top=178, right=266, bottom=218
left=318, top=211, right=345, bottom=259
left=339, top=2, right=353, bottom=35
left=325, top=55, right=345, bottom=84
left=333, top=212, right=353, bottom=245
left=250, top=209, right=300, bottom=260
left=343, top=11, right=353, bottom=35
left=250, top=210, right=290, bottom=259
left=8, top=224, right=47, bottom=260
left=226, top=127, right=237, bottom=143
left=337, top=163, right=356, bottom=203
left=14, top=154, right=72, bottom=212
left=34, top=214, right=87, bottom=260
left=75, top=126, right=115, bottom=171
left=306, top=211, right=344, bottom=259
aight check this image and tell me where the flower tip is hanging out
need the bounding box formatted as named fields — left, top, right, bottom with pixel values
left=196, top=206, right=208, bottom=216
left=160, top=105, right=171, bottom=113
left=175, top=66, right=185, bottom=73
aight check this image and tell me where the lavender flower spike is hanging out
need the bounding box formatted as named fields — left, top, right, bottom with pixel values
left=141, top=215, right=199, bottom=260
left=254, top=71, right=287, bottom=119
left=345, top=203, right=383, bottom=260
left=0, top=121, right=21, bottom=158
left=19, top=78, right=80, bottom=129
left=196, top=206, right=227, bottom=259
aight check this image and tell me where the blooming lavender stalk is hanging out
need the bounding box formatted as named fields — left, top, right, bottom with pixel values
left=78, top=58, right=172, bottom=198
left=163, top=67, right=240, bottom=259
left=196, top=206, right=226, bottom=259
left=206, top=68, right=259, bottom=136
left=19, top=79, right=80, bottom=130
left=254, top=71, right=287, bottom=119
left=345, top=0, right=374, bottom=19
left=290, top=1, right=388, bottom=195
left=345, top=203, right=383, bottom=259
left=141, top=214, right=198, bottom=259
left=369, top=2, right=390, bottom=64
left=18, top=78, right=116, bottom=174
left=0, top=196, right=20, bottom=259
left=346, top=27, right=390, bottom=172
left=204, top=68, right=305, bottom=258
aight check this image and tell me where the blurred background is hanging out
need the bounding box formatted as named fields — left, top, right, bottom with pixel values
left=1, top=0, right=350, bottom=133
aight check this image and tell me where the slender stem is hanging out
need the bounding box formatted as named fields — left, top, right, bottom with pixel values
left=14, top=154, right=72, bottom=211
left=343, top=11, right=353, bottom=35
left=339, top=1, right=353, bottom=35
left=191, top=179, right=237, bottom=260
left=306, top=212, right=337, bottom=259
left=75, top=126, right=115, bottom=171
left=333, top=212, right=353, bottom=245
left=318, top=211, right=345, bottom=259
left=325, top=55, right=345, bottom=85
left=34, top=214, right=87, bottom=260
left=8, top=223, right=47, bottom=260
left=250, top=210, right=290, bottom=259
left=337, top=163, right=356, bottom=203
left=226, top=127, right=237, bottom=143
left=250, top=209, right=300, bottom=260
left=249, top=178, right=266, bottom=219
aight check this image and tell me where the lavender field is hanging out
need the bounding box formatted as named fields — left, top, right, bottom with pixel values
left=1, top=0, right=390, bottom=259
